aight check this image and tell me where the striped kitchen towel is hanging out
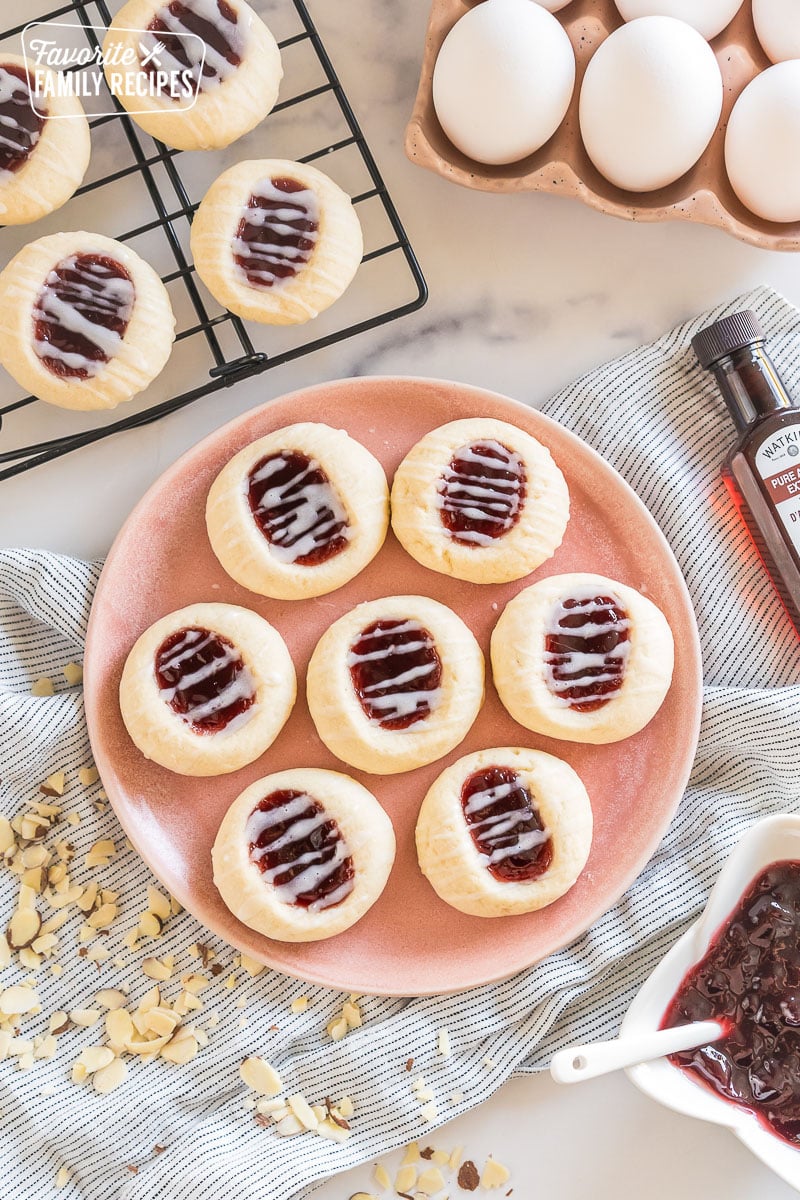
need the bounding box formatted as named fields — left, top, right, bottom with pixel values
left=1, top=284, right=799, bottom=1200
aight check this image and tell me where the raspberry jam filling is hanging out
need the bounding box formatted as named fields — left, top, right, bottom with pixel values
left=663, top=861, right=800, bottom=1147
left=246, top=789, right=354, bottom=912
left=438, top=440, right=526, bottom=546
left=233, top=177, right=319, bottom=289
left=142, top=0, right=244, bottom=98
left=0, top=63, right=45, bottom=176
left=155, top=626, right=255, bottom=733
left=347, top=619, right=442, bottom=731
left=461, top=766, right=552, bottom=883
left=33, top=254, right=134, bottom=380
left=544, top=593, right=631, bottom=712
left=247, top=450, right=349, bottom=566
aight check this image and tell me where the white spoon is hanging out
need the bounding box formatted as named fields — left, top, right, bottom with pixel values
left=550, top=1020, right=725, bottom=1084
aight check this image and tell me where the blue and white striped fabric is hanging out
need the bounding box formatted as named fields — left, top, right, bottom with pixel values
left=1, top=285, right=798, bottom=1200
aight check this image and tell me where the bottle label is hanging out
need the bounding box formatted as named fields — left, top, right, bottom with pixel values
left=755, top=428, right=800, bottom=557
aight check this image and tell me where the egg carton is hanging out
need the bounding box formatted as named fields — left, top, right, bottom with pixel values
left=405, top=0, right=800, bottom=252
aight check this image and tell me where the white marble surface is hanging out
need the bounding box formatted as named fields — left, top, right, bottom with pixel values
left=1, top=1, right=800, bottom=1196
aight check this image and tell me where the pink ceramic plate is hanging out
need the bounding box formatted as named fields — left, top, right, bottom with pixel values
left=84, top=378, right=702, bottom=996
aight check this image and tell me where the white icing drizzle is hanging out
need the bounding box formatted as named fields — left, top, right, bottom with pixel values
left=157, top=628, right=255, bottom=730
left=464, top=775, right=549, bottom=870
left=436, top=440, right=525, bottom=546
left=346, top=619, right=442, bottom=728
left=544, top=592, right=631, bottom=707
left=248, top=452, right=350, bottom=564
left=140, top=0, right=246, bottom=93
left=33, top=255, right=134, bottom=377
left=246, top=794, right=354, bottom=913
left=233, top=179, right=319, bottom=290
left=0, top=67, right=41, bottom=181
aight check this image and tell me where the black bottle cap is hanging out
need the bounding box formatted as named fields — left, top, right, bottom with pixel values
left=691, top=310, right=765, bottom=369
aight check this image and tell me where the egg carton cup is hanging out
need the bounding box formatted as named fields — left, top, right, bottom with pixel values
left=405, top=0, right=800, bottom=252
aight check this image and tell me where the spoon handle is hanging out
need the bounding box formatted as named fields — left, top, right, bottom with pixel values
left=550, top=1020, right=724, bottom=1084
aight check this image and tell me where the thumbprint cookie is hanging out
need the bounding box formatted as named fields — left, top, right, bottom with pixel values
left=0, top=232, right=175, bottom=411
left=103, top=0, right=282, bottom=151
left=190, top=159, right=363, bottom=325
left=390, top=418, right=570, bottom=584
left=212, top=768, right=395, bottom=942
left=491, top=573, right=674, bottom=744
left=306, top=595, right=484, bottom=775
left=416, top=747, right=592, bottom=917
left=0, top=56, right=90, bottom=226
left=206, top=422, right=389, bottom=600
left=119, top=602, right=296, bottom=776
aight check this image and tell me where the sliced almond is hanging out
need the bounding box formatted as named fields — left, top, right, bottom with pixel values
left=437, top=1028, right=452, bottom=1058
left=31, top=677, right=54, bottom=697
left=417, top=1166, right=446, bottom=1195
left=0, top=985, right=39, bottom=1015
left=137, top=985, right=161, bottom=1014
left=326, top=1017, right=348, bottom=1041
left=142, top=956, right=173, bottom=982
left=289, top=996, right=309, bottom=1014
left=20, top=818, right=49, bottom=843
left=255, top=1096, right=288, bottom=1115
left=31, top=933, right=58, bottom=955
left=138, top=912, right=163, bottom=938
left=288, top=1094, right=319, bottom=1130
left=106, top=1009, right=134, bottom=1049
left=78, top=767, right=99, bottom=788
left=395, top=1165, right=417, bottom=1193
left=338, top=1096, right=354, bottom=1119
left=21, top=868, right=45, bottom=894
left=239, top=953, right=265, bottom=977
left=342, top=1001, right=362, bottom=1028
left=161, top=1033, right=198, bottom=1065
left=402, top=1142, right=421, bottom=1166
left=147, top=888, right=171, bottom=921
left=480, top=1158, right=511, bottom=1189
left=63, top=663, right=83, bottom=686
left=49, top=1012, right=69, bottom=1035
left=0, top=818, right=15, bottom=854
left=181, top=973, right=210, bottom=995
left=315, top=1118, right=350, bottom=1143
left=420, top=1101, right=437, bottom=1124
left=95, top=989, right=126, bottom=1011
left=431, top=1149, right=449, bottom=1166
left=77, top=883, right=99, bottom=914
left=240, top=1056, right=283, bottom=1096
left=34, top=1035, right=57, bottom=1060
left=69, top=1009, right=101, bottom=1027
left=144, top=1007, right=180, bottom=1038
left=55, top=1166, right=70, bottom=1188
left=18, top=947, right=42, bottom=971
left=77, top=1045, right=114, bottom=1073
left=0, top=935, right=10, bottom=971
left=93, top=1056, right=127, bottom=1094
left=373, top=1163, right=391, bottom=1190
left=274, top=1114, right=304, bottom=1137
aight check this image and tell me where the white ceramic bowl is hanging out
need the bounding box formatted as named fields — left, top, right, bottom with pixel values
left=623, top=814, right=800, bottom=1193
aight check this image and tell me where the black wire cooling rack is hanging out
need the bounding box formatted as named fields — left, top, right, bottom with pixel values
left=0, top=0, right=427, bottom=481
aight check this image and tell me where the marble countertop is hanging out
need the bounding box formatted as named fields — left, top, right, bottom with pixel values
left=1, top=1, right=799, bottom=1196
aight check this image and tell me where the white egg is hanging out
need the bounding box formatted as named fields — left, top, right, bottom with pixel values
left=725, top=62, right=800, bottom=223
left=533, top=0, right=573, bottom=10
left=432, top=0, right=575, bottom=166
left=579, top=17, right=723, bottom=192
left=613, top=0, right=744, bottom=40
left=752, top=0, right=800, bottom=64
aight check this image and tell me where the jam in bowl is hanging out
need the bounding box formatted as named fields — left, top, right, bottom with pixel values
left=623, top=815, right=800, bottom=1193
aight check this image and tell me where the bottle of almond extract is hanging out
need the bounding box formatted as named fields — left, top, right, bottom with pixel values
left=692, top=310, right=800, bottom=636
